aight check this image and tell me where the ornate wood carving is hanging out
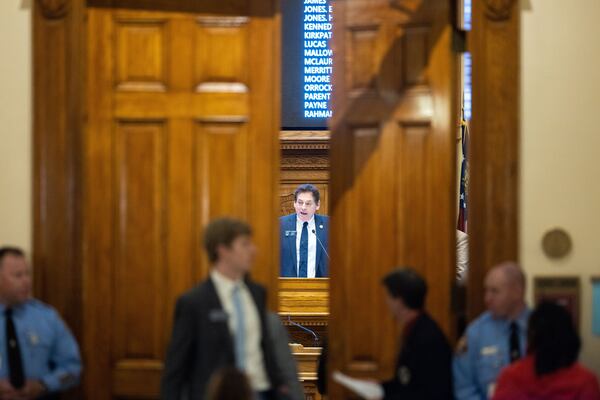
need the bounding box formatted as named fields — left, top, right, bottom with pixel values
left=280, top=130, right=330, bottom=215
left=484, top=0, right=517, bottom=21
left=281, top=156, right=329, bottom=170
left=36, top=0, right=70, bottom=19
left=280, top=193, right=296, bottom=215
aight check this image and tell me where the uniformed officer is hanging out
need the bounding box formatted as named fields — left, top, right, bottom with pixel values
left=379, top=267, right=453, bottom=399
left=453, top=261, right=529, bottom=400
left=0, top=247, right=82, bottom=400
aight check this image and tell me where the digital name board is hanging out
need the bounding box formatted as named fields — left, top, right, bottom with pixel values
left=282, top=0, right=332, bottom=129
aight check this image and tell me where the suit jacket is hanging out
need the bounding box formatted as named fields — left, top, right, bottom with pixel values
left=279, top=213, right=329, bottom=277
left=266, top=313, right=305, bottom=400
left=382, top=313, right=454, bottom=400
left=161, top=277, right=283, bottom=400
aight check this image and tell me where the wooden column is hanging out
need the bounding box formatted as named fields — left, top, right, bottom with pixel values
left=33, top=0, right=85, bottom=347
left=33, top=1, right=85, bottom=397
left=468, top=0, right=520, bottom=318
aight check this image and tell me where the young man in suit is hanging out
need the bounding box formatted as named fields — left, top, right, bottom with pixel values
left=161, top=218, right=286, bottom=400
left=280, top=184, right=329, bottom=278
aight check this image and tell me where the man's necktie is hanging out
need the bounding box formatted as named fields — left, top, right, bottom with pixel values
left=5, top=308, right=25, bottom=389
left=509, top=321, right=521, bottom=363
left=299, top=222, right=309, bottom=277
left=232, top=285, right=246, bottom=370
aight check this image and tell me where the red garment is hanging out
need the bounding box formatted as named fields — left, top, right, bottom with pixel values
left=493, top=355, right=600, bottom=400
left=403, top=313, right=421, bottom=339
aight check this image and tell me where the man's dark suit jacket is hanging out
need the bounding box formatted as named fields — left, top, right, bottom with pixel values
left=279, top=213, right=329, bottom=277
left=382, top=312, right=454, bottom=400
left=161, top=276, right=283, bottom=400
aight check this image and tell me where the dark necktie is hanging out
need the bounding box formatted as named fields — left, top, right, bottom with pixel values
left=299, top=222, right=309, bottom=277
left=509, top=321, right=521, bottom=363
left=5, top=308, right=25, bottom=389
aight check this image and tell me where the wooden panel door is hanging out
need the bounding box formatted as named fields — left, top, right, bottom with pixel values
left=83, top=5, right=279, bottom=399
left=328, top=0, right=457, bottom=395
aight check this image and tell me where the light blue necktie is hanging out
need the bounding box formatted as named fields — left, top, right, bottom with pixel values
left=299, top=221, right=309, bottom=277
left=232, top=285, right=246, bottom=370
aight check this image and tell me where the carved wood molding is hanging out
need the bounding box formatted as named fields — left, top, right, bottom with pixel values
left=281, top=314, right=329, bottom=327
left=36, top=0, right=70, bottom=19
left=389, top=0, right=423, bottom=15
left=280, top=130, right=330, bottom=151
left=281, top=142, right=330, bottom=151
left=281, top=156, right=329, bottom=170
left=196, top=15, right=249, bottom=27
left=281, top=130, right=330, bottom=139
left=484, top=0, right=517, bottom=21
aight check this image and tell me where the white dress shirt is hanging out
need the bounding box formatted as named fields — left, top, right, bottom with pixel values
left=210, top=270, right=270, bottom=391
left=296, top=216, right=317, bottom=278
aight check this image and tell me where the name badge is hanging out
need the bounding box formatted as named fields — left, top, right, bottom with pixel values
left=397, top=366, right=411, bottom=385
left=285, top=230, right=297, bottom=237
left=209, top=309, right=229, bottom=323
left=28, top=331, right=40, bottom=346
left=481, top=346, right=499, bottom=356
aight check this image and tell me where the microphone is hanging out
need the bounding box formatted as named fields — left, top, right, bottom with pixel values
left=312, top=229, right=330, bottom=260
left=287, top=315, right=320, bottom=346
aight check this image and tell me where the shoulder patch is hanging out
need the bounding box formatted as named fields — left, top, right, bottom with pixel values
left=398, top=366, right=411, bottom=385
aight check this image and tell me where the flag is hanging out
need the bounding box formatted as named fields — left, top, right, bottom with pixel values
left=457, top=110, right=469, bottom=232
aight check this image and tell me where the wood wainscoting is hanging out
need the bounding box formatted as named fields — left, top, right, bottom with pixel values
left=279, top=278, right=328, bottom=400
left=280, top=130, right=330, bottom=215
left=290, top=344, right=323, bottom=400
left=279, top=278, right=329, bottom=346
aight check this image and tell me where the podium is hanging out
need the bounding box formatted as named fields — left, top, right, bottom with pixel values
left=279, top=278, right=329, bottom=399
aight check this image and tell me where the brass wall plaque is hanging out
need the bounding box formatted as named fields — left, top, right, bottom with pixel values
left=542, top=228, right=572, bottom=259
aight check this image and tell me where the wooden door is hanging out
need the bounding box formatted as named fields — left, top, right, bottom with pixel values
left=83, top=4, right=279, bottom=399
left=328, top=0, right=457, bottom=395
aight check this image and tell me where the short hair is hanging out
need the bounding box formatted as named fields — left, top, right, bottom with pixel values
left=0, top=247, right=25, bottom=267
left=497, top=261, right=526, bottom=290
left=203, top=218, right=252, bottom=263
left=528, top=301, right=581, bottom=376
left=382, top=267, right=428, bottom=310
left=294, top=184, right=320, bottom=204
left=206, top=367, right=253, bottom=400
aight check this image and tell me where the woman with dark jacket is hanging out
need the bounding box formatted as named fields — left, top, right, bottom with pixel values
left=493, top=301, right=600, bottom=400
